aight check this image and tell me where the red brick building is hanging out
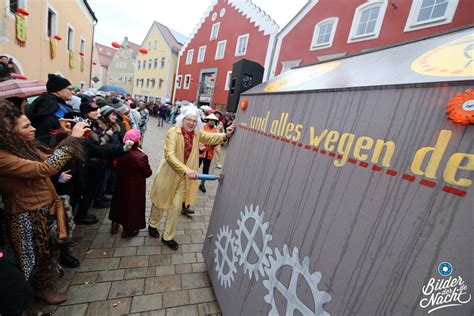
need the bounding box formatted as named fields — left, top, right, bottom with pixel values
left=271, top=0, right=473, bottom=77
left=173, top=0, right=278, bottom=110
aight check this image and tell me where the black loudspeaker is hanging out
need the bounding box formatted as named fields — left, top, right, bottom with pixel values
left=226, top=59, right=264, bottom=112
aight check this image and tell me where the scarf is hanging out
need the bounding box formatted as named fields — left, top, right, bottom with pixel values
left=181, top=128, right=194, bottom=164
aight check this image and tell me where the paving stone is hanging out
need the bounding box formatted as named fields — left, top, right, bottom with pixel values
left=191, top=235, right=206, bottom=244
left=197, top=301, right=221, bottom=315
left=114, top=236, right=145, bottom=247
left=196, top=252, right=205, bottom=263
left=162, top=290, right=190, bottom=308
left=189, top=287, right=215, bottom=304
left=86, top=298, right=132, bottom=315
left=114, top=246, right=137, bottom=257
left=145, top=236, right=163, bottom=246
left=175, top=263, right=192, bottom=274
left=78, top=258, right=120, bottom=272
left=96, top=269, right=125, bottom=282
left=55, top=303, right=88, bottom=315
left=182, top=273, right=211, bottom=289
left=90, top=233, right=116, bottom=248
left=145, top=275, right=181, bottom=294
left=141, top=310, right=166, bottom=316
left=124, top=267, right=155, bottom=279
left=166, top=304, right=199, bottom=316
left=63, top=282, right=111, bottom=305
left=130, top=293, right=163, bottom=313
left=71, top=271, right=98, bottom=285
left=149, top=254, right=171, bottom=266
left=185, top=229, right=203, bottom=235
left=181, top=243, right=203, bottom=253
left=84, top=248, right=114, bottom=258
left=109, top=279, right=145, bottom=299
left=192, top=263, right=207, bottom=273
left=174, top=235, right=192, bottom=244
left=137, top=246, right=162, bottom=255
left=171, top=253, right=196, bottom=264
left=119, top=255, right=150, bottom=268
left=155, top=264, right=176, bottom=276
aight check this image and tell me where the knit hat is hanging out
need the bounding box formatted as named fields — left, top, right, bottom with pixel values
left=80, top=97, right=98, bottom=114
left=123, top=129, right=141, bottom=143
left=46, top=74, right=71, bottom=93
left=100, top=105, right=116, bottom=118
left=95, top=96, right=107, bottom=107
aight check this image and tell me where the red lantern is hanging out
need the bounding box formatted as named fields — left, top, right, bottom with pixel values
left=92, top=62, right=97, bottom=65
left=79, top=52, right=85, bottom=56
left=111, top=42, right=121, bottom=49
left=54, top=35, right=62, bottom=40
left=16, top=8, right=29, bottom=16
left=139, top=48, right=148, bottom=54
left=240, top=98, right=248, bottom=111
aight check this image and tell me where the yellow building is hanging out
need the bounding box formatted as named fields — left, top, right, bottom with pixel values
left=0, top=0, right=97, bottom=88
left=133, top=21, right=186, bottom=103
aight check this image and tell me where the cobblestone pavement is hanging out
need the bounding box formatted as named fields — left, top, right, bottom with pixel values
left=33, top=117, right=223, bottom=315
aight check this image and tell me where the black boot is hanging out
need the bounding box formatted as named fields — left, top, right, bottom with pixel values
left=60, top=247, right=80, bottom=268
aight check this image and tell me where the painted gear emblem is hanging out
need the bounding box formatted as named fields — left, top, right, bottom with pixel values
left=263, top=244, right=331, bottom=316
left=235, top=204, right=273, bottom=281
left=214, top=225, right=238, bottom=288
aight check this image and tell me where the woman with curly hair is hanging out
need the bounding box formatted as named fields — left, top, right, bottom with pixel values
left=0, top=100, right=88, bottom=305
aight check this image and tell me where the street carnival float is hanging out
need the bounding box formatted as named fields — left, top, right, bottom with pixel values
left=203, top=27, right=473, bottom=315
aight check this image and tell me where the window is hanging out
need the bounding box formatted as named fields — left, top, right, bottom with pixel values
left=184, top=75, right=191, bottom=89
left=80, top=38, right=85, bottom=53
left=154, top=40, right=158, bottom=49
left=151, top=79, right=155, bottom=88
left=348, top=1, right=388, bottom=43
left=141, top=79, right=144, bottom=87
left=158, top=79, right=163, bottom=89
left=148, top=59, right=152, bottom=69
left=146, top=79, right=150, bottom=88
left=47, top=7, right=58, bottom=37
left=404, top=0, right=458, bottom=31
left=154, top=58, right=158, bottom=68
left=8, top=0, right=26, bottom=14
left=215, top=40, right=226, bottom=60
left=138, top=60, right=141, bottom=69
left=310, top=18, right=338, bottom=50
left=136, top=78, right=139, bottom=86
left=224, top=71, right=232, bottom=91
left=235, top=34, right=249, bottom=56
left=67, top=26, right=74, bottom=51
left=197, top=46, right=206, bottom=63
left=176, top=75, right=182, bottom=89
left=210, top=22, right=220, bottom=40
left=161, top=57, right=165, bottom=68
left=186, top=49, right=194, bottom=65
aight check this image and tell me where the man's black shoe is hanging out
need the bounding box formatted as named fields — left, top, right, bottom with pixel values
left=181, top=206, right=195, bottom=215
left=75, top=215, right=98, bottom=225
left=92, top=199, right=110, bottom=209
left=148, top=226, right=160, bottom=238
left=199, top=184, right=206, bottom=193
left=59, top=247, right=80, bottom=268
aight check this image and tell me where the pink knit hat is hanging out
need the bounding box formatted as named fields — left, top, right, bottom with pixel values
left=123, top=129, right=141, bottom=143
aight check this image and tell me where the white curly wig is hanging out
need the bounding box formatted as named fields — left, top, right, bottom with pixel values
left=175, top=104, right=203, bottom=131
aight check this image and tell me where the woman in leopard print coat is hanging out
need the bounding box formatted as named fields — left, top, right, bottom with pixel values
left=0, top=101, right=87, bottom=305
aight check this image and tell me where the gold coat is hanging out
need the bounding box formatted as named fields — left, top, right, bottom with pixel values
left=150, top=126, right=227, bottom=209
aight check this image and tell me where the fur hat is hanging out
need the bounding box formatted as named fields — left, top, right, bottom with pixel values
left=46, top=74, right=71, bottom=93
left=100, top=105, right=116, bottom=118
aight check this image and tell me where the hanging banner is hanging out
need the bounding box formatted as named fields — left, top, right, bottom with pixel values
left=80, top=56, right=85, bottom=72
left=50, top=37, right=57, bottom=59
left=15, top=14, right=27, bottom=43
left=69, top=51, right=75, bottom=68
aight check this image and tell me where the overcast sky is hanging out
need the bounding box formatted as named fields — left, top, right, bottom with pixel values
left=87, top=0, right=307, bottom=46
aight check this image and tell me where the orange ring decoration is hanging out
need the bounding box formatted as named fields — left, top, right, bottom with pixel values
left=446, top=89, right=474, bottom=126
